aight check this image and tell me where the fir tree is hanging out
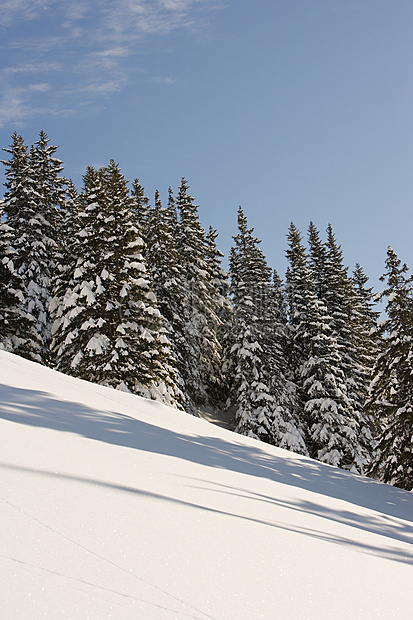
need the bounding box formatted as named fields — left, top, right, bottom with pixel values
left=205, top=226, right=232, bottom=406
left=131, top=178, right=150, bottom=243
left=144, top=189, right=187, bottom=408
left=176, top=178, right=222, bottom=408
left=0, top=213, right=41, bottom=358
left=324, top=224, right=374, bottom=470
left=286, top=223, right=367, bottom=470
left=226, top=209, right=307, bottom=452
left=366, top=247, right=413, bottom=490
left=1, top=132, right=59, bottom=362
left=350, top=262, right=381, bottom=454
left=352, top=261, right=381, bottom=375
left=51, top=162, right=180, bottom=404
left=49, top=180, right=83, bottom=365
left=307, top=221, right=329, bottom=300
left=29, top=131, right=67, bottom=352
left=306, top=223, right=375, bottom=471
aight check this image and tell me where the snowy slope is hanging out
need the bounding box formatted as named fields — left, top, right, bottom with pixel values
left=1, top=350, right=412, bottom=619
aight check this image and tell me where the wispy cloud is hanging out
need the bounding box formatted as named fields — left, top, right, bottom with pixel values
left=0, top=83, right=56, bottom=128
left=3, top=62, right=63, bottom=77
left=0, top=0, right=54, bottom=28
left=151, top=75, right=176, bottom=85
left=0, top=0, right=226, bottom=127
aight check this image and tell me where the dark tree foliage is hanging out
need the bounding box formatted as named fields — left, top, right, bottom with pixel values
left=0, top=132, right=63, bottom=362
left=366, top=247, right=413, bottom=490
left=0, top=215, right=41, bottom=357
left=226, top=209, right=307, bottom=453
left=176, top=178, right=222, bottom=408
left=286, top=223, right=370, bottom=471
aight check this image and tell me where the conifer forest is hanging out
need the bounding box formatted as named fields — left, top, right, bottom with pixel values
left=1, top=132, right=412, bottom=490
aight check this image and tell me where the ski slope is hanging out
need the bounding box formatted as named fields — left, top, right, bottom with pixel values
left=1, top=350, right=412, bottom=619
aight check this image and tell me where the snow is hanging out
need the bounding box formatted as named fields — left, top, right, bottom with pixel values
left=1, top=350, right=412, bottom=619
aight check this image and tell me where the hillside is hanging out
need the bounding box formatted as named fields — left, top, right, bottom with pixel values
left=1, top=350, right=412, bottom=619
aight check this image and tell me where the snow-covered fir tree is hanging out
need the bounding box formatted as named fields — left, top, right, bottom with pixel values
left=1, top=132, right=63, bottom=363
left=0, top=212, right=41, bottom=358
left=286, top=222, right=369, bottom=471
left=205, top=226, right=232, bottom=406
left=29, top=131, right=67, bottom=354
left=131, top=178, right=150, bottom=244
left=366, top=247, right=413, bottom=490
left=307, top=221, right=329, bottom=300
left=308, top=223, right=374, bottom=471
left=49, top=180, right=83, bottom=365
left=351, top=261, right=381, bottom=378
left=51, top=161, right=181, bottom=404
left=176, top=178, right=222, bottom=408
left=226, top=208, right=307, bottom=453
left=144, top=189, right=188, bottom=408
left=349, top=261, right=381, bottom=456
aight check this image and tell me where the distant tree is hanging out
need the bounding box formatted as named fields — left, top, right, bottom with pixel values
left=366, top=247, right=413, bottom=490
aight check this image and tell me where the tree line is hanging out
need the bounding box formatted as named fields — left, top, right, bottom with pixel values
left=1, top=132, right=412, bottom=490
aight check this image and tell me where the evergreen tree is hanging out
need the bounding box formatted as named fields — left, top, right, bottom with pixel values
left=307, top=223, right=374, bottom=471
left=144, top=189, right=187, bottom=408
left=0, top=213, right=41, bottom=358
left=226, top=209, right=307, bottom=452
left=272, top=269, right=288, bottom=327
left=325, top=225, right=374, bottom=469
left=205, top=226, right=232, bottom=406
left=29, top=131, right=67, bottom=353
left=366, top=247, right=413, bottom=490
left=1, top=132, right=56, bottom=362
left=352, top=261, right=381, bottom=375
left=49, top=180, right=83, bottom=365
left=167, top=186, right=178, bottom=229
left=350, top=262, right=381, bottom=451
left=286, top=223, right=367, bottom=470
left=131, top=178, right=150, bottom=243
left=307, top=221, right=329, bottom=300
left=51, top=162, right=180, bottom=404
left=176, top=178, right=222, bottom=408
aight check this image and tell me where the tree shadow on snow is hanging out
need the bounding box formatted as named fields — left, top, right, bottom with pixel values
left=1, top=382, right=412, bottom=565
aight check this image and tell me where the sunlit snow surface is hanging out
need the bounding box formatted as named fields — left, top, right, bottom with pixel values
left=1, top=350, right=412, bottom=619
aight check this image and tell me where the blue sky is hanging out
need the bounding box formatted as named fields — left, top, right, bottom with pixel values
left=1, top=0, right=412, bottom=293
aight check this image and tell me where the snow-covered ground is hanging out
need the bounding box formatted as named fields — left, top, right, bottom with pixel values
left=1, top=350, right=412, bottom=619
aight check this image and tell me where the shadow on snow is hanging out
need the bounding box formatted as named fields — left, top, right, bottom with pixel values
left=1, top=382, right=412, bottom=566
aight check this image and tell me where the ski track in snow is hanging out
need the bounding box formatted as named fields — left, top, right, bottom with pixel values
left=1, top=495, right=214, bottom=620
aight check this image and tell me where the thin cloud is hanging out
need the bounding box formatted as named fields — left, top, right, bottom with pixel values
left=3, top=62, right=63, bottom=76
left=0, top=0, right=226, bottom=126
left=151, top=75, right=176, bottom=85
left=0, top=84, right=54, bottom=128
left=0, top=0, right=54, bottom=28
